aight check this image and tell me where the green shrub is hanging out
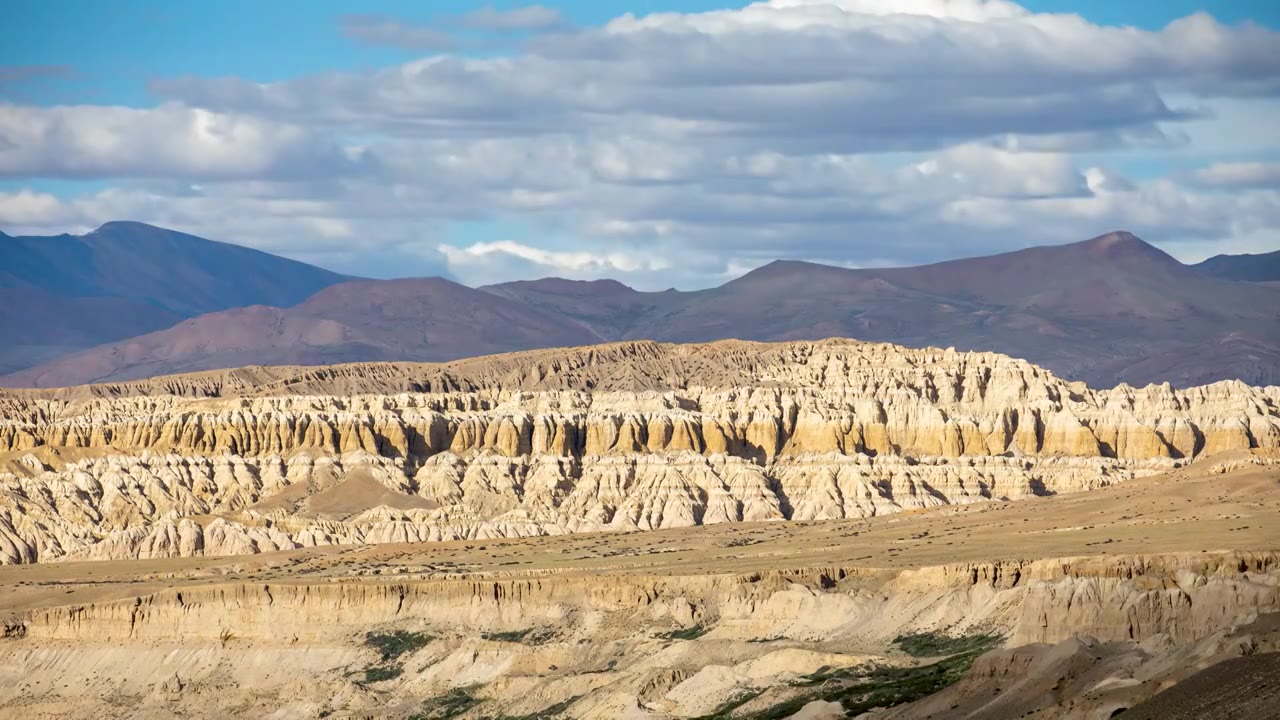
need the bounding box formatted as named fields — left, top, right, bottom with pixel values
left=409, top=685, right=484, bottom=719
left=749, top=633, right=1003, bottom=719
left=364, top=630, right=434, bottom=662
left=659, top=624, right=710, bottom=641
left=891, top=631, right=1002, bottom=658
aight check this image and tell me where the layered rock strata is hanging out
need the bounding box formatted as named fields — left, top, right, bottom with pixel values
left=2, top=552, right=1277, bottom=719
left=2, top=340, right=1277, bottom=563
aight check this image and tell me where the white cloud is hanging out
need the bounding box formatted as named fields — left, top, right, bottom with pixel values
left=909, top=145, right=1088, bottom=198
left=151, top=2, right=1280, bottom=149
left=1192, top=161, right=1280, bottom=189
left=439, top=240, right=673, bottom=286
left=0, top=189, right=81, bottom=228
left=0, top=103, right=359, bottom=180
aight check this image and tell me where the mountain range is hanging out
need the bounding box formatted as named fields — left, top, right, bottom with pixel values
left=2, top=223, right=1277, bottom=389
left=0, top=222, right=347, bottom=374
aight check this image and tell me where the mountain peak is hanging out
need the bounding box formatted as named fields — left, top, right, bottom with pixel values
left=729, top=259, right=831, bottom=283
left=91, top=220, right=167, bottom=235
left=1086, top=230, right=1141, bottom=248
left=1074, top=230, right=1183, bottom=267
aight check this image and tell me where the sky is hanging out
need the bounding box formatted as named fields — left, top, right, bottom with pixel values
left=2, top=0, right=1279, bottom=288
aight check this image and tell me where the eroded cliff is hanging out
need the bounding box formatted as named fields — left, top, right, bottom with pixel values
left=1, top=339, right=1277, bottom=563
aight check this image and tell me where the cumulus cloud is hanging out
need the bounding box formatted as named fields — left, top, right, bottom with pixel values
left=909, top=145, right=1089, bottom=198
left=152, top=2, right=1280, bottom=147
left=0, top=189, right=82, bottom=228
left=1191, top=161, right=1280, bottom=189
left=0, top=103, right=361, bottom=180
left=439, top=240, right=671, bottom=284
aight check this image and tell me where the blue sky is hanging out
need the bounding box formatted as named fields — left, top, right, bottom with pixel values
left=2, top=1, right=1278, bottom=286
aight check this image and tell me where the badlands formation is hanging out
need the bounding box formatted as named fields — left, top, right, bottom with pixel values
left=0, top=338, right=1278, bottom=719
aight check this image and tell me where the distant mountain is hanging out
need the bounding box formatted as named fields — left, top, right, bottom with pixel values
left=0, top=222, right=349, bottom=373
left=1192, top=249, right=1280, bottom=282
left=3, top=277, right=601, bottom=388
left=479, top=278, right=681, bottom=341
left=0, top=288, right=184, bottom=376
left=3, top=230, right=1278, bottom=389
left=490, top=232, right=1280, bottom=388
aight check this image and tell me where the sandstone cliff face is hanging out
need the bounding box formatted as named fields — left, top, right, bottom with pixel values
left=4, top=552, right=1276, bottom=719
left=13, top=552, right=1277, bottom=650
left=1, top=340, right=1277, bottom=563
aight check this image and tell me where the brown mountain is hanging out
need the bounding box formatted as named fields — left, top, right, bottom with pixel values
left=1192, top=248, right=1280, bottom=283
left=2, top=278, right=601, bottom=388
left=0, top=288, right=184, bottom=375
left=3, top=231, right=1277, bottom=389
left=0, top=222, right=349, bottom=374
left=490, top=232, right=1280, bottom=388
left=479, top=277, right=683, bottom=342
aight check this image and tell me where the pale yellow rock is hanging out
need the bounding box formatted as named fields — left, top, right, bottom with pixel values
left=1, top=339, right=1277, bottom=563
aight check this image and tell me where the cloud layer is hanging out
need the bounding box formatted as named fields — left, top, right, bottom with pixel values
left=3, top=0, right=1278, bottom=287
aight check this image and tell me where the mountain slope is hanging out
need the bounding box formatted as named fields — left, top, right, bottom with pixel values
left=0, top=222, right=349, bottom=315
left=479, top=277, right=682, bottom=341
left=1, top=277, right=601, bottom=388
left=0, top=222, right=350, bottom=373
left=496, top=232, right=1280, bottom=388
left=4, top=230, right=1277, bottom=389
left=1192, top=249, right=1280, bottom=282
left=0, top=288, right=185, bottom=375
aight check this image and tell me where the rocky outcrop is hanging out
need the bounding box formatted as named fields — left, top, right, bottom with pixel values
left=12, top=552, right=1277, bottom=648
left=1, top=340, right=1277, bottom=563
left=3, top=551, right=1276, bottom=719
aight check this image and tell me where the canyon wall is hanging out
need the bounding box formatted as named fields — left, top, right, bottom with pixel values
left=2, top=340, right=1277, bottom=563
left=13, top=553, right=1279, bottom=647
left=4, top=551, right=1277, bottom=719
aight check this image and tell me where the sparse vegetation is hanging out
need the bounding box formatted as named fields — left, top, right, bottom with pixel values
left=489, top=693, right=584, bottom=719
left=690, top=689, right=765, bottom=719
left=659, top=624, right=711, bottom=641
left=409, top=685, right=484, bottom=719
left=728, top=632, right=1003, bottom=719
left=892, top=630, right=1003, bottom=658
left=479, top=627, right=558, bottom=645
left=350, top=629, right=435, bottom=685
left=364, top=630, right=434, bottom=661
left=481, top=628, right=533, bottom=643
left=361, top=664, right=402, bottom=683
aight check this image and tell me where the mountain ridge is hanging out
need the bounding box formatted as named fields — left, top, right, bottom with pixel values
left=3, top=227, right=1277, bottom=389
left=0, top=222, right=350, bottom=374
left=1192, top=248, right=1280, bottom=282
left=1, top=276, right=603, bottom=389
